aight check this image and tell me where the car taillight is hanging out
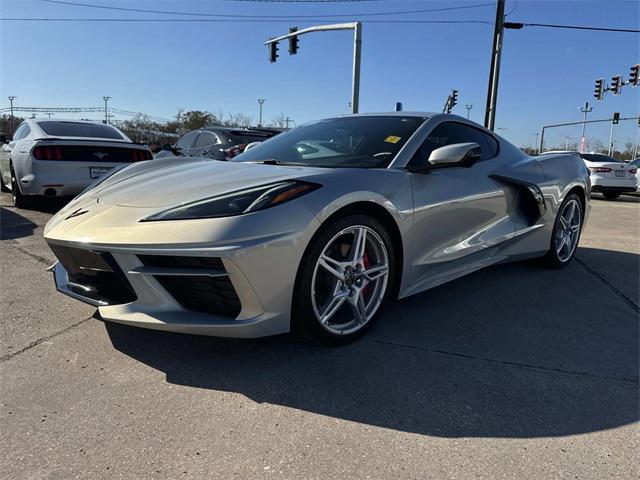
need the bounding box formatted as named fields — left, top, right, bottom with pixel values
left=224, top=144, right=247, bottom=159
left=33, top=146, right=63, bottom=160
left=589, top=167, right=612, bottom=173
left=130, top=149, right=152, bottom=161
left=630, top=168, right=637, bottom=175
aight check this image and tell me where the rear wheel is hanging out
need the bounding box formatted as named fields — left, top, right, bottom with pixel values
left=10, top=165, right=30, bottom=208
left=602, top=191, right=620, bottom=200
left=292, top=215, right=395, bottom=345
left=545, top=193, right=582, bottom=268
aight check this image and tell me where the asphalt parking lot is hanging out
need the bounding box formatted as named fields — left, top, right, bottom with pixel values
left=1, top=192, right=638, bottom=479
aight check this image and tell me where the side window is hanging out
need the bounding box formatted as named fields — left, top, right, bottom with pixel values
left=194, top=132, right=219, bottom=148
left=13, top=123, right=29, bottom=141
left=175, top=132, right=198, bottom=151
left=411, top=122, right=497, bottom=167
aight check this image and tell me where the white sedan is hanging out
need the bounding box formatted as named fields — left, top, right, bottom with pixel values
left=542, top=151, right=637, bottom=200
left=0, top=119, right=152, bottom=207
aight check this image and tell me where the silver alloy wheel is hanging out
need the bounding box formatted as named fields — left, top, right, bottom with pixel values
left=311, top=225, right=390, bottom=335
left=555, top=198, right=582, bottom=262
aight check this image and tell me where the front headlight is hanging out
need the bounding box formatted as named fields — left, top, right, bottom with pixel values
left=142, top=180, right=321, bottom=222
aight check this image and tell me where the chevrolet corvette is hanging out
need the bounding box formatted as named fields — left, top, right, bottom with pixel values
left=44, top=113, right=590, bottom=344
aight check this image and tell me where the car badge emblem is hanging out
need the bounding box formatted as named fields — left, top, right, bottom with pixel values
left=65, top=208, right=89, bottom=220
left=93, top=152, right=108, bottom=160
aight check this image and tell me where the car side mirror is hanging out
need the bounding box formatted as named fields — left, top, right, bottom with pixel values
left=428, top=142, right=482, bottom=168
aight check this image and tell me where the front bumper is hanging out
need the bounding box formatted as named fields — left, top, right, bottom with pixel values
left=45, top=197, right=321, bottom=337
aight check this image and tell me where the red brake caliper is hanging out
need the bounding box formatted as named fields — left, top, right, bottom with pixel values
left=362, top=253, right=371, bottom=296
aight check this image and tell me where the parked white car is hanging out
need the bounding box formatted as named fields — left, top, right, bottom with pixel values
left=542, top=151, right=637, bottom=200
left=0, top=119, right=152, bottom=207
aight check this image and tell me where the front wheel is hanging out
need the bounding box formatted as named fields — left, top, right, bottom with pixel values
left=602, top=191, right=620, bottom=200
left=545, top=193, right=583, bottom=268
left=292, top=215, right=396, bottom=345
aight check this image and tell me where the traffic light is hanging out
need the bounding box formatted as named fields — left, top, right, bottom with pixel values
left=610, top=75, right=622, bottom=95
left=450, top=90, right=458, bottom=109
left=594, top=78, right=604, bottom=100
left=612, top=112, right=620, bottom=125
left=268, top=41, right=279, bottom=63
left=288, top=27, right=299, bottom=55
left=630, top=64, right=639, bottom=87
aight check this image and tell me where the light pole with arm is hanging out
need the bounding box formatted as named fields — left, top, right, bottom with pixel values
left=579, top=101, right=593, bottom=152
left=265, top=22, right=362, bottom=114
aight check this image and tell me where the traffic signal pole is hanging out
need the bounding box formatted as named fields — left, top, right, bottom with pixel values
left=484, top=0, right=505, bottom=131
left=265, top=22, right=362, bottom=114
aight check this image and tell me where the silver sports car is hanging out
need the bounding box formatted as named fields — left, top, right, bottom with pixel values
left=44, top=113, right=590, bottom=344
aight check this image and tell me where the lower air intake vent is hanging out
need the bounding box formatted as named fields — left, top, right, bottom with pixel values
left=138, top=255, right=241, bottom=318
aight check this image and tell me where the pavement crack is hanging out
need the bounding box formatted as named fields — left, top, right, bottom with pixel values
left=369, top=339, right=639, bottom=385
left=0, top=316, right=93, bottom=363
left=575, top=257, right=639, bottom=313
left=3, top=242, right=53, bottom=267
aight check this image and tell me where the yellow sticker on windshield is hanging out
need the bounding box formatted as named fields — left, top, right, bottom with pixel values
left=385, top=135, right=401, bottom=144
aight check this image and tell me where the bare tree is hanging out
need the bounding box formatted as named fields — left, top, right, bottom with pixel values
left=269, top=113, right=288, bottom=128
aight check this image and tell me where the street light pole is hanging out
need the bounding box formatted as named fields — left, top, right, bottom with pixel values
left=103, top=96, right=111, bottom=124
left=8, top=96, right=17, bottom=136
left=258, top=99, right=265, bottom=127
left=579, top=101, right=593, bottom=152
left=565, top=136, right=572, bottom=150
left=465, top=104, right=473, bottom=119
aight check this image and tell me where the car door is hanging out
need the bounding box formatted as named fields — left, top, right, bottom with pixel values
left=190, top=131, right=222, bottom=159
left=408, top=121, right=517, bottom=287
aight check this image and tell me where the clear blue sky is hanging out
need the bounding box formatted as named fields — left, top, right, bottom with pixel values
left=1, top=0, right=638, bottom=149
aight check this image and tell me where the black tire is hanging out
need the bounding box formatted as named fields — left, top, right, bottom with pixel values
left=544, top=192, right=583, bottom=268
left=602, top=191, right=620, bottom=200
left=292, top=215, right=396, bottom=345
left=10, top=165, right=31, bottom=209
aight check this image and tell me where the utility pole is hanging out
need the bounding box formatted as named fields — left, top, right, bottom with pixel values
left=465, top=104, right=473, bottom=119
left=257, top=99, right=266, bottom=127
left=634, top=116, right=640, bottom=160
left=608, top=112, right=619, bottom=156
left=284, top=116, right=292, bottom=129
left=8, top=96, right=17, bottom=136
left=579, top=101, right=593, bottom=152
left=484, top=0, right=506, bottom=131
left=265, top=22, right=362, bottom=114
left=102, top=96, right=111, bottom=124
left=532, top=133, right=540, bottom=154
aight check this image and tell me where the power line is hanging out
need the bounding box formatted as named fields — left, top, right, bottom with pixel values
left=40, top=0, right=494, bottom=19
left=1, top=18, right=494, bottom=24
left=505, top=21, right=640, bottom=33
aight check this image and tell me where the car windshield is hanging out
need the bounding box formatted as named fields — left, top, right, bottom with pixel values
left=581, top=153, right=624, bottom=163
left=38, top=121, right=125, bottom=140
left=233, top=116, right=427, bottom=168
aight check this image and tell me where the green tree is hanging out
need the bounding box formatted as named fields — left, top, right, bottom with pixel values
left=180, top=110, right=220, bottom=131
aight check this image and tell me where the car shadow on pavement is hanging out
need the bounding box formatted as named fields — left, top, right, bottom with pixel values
left=105, top=247, right=639, bottom=439
left=0, top=207, right=38, bottom=240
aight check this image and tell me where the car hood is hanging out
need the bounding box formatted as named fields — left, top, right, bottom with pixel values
left=90, top=158, right=327, bottom=207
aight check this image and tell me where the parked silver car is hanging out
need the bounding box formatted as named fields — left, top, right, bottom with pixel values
left=0, top=119, right=152, bottom=207
left=44, top=113, right=590, bottom=344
